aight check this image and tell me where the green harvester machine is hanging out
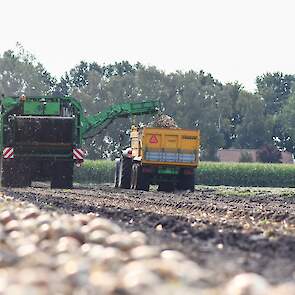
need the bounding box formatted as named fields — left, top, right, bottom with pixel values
left=0, top=95, right=160, bottom=188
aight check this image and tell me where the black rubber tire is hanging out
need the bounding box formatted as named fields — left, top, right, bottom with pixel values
left=177, top=169, right=195, bottom=192
left=51, top=161, right=73, bottom=189
left=118, top=157, right=132, bottom=189
left=114, top=159, right=120, bottom=188
left=1, top=160, right=14, bottom=187
left=176, top=176, right=184, bottom=190
left=1, top=159, right=31, bottom=188
left=132, top=163, right=150, bottom=191
left=19, top=160, right=32, bottom=187
left=158, top=182, right=174, bottom=192
left=186, top=174, right=195, bottom=192
left=189, top=173, right=195, bottom=192
left=130, top=164, right=136, bottom=189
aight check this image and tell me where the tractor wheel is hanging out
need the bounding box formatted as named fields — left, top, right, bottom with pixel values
left=1, top=159, right=31, bottom=188
left=118, top=157, right=132, bottom=189
left=1, top=160, right=14, bottom=187
left=18, top=160, right=32, bottom=187
left=63, top=163, right=74, bottom=189
left=51, top=161, right=73, bottom=189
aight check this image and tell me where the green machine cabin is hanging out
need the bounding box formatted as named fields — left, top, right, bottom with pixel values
left=0, top=95, right=160, bottom=188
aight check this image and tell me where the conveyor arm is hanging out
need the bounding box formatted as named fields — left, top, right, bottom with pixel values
left=80, top=100, right=160, bottom=138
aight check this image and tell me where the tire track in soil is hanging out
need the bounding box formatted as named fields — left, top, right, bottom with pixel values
left=3, top=184, right=295, bottom=285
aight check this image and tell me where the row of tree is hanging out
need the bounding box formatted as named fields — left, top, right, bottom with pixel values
left=1, top=45, right=295, bottom=160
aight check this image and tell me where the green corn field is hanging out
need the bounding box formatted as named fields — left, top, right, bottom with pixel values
left=196, top=162, right=295, bottom=187
left=74, top=160, right=115, bottom=184
left=75, top=160, right=295, bottom=187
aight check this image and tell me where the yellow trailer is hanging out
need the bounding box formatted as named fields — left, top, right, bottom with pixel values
left=115, top=126, right=200, bottom=192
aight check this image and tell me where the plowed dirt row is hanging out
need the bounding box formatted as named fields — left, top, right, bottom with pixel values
left=4, top=184, right=295, bottom=286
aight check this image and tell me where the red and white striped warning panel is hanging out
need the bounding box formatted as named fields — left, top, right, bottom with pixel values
left=3, top=147, right=14, bottom=159
left=73, top=148, right=85, bottom=160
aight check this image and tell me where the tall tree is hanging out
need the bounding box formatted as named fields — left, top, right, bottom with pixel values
left=256, top=72, right=295, bottom=115
left=0, top=44, right=56, bottom=96
left=174, top=70, right=226, bottom=160
left=221, top=82, right=243, bottom=148
left=278, top=93, right=295, bottom=153
left=235, top=92, right=273, bottom=148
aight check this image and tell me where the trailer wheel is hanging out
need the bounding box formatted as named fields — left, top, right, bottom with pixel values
left=118, top=157, right=132, bottom=189
left=51, top=161, right=73, bottom=189
left=158, top=182, right=174, bottom=192
left=189, top=173, right=195, bottom=192
left=130, top=164, right=136, bottom=189
left=132, top=163, right=150, bottom=191
left=177, top=169, right=195, bottom=192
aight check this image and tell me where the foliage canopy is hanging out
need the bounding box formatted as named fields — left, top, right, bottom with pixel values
left=1, top=46, right=295, bottom=160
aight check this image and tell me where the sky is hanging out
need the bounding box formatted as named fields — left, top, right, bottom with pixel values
left=1, top=0, right=295, bottom=91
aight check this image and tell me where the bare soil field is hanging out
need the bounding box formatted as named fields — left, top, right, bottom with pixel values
left=4, top=183, right=295, bottom=291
